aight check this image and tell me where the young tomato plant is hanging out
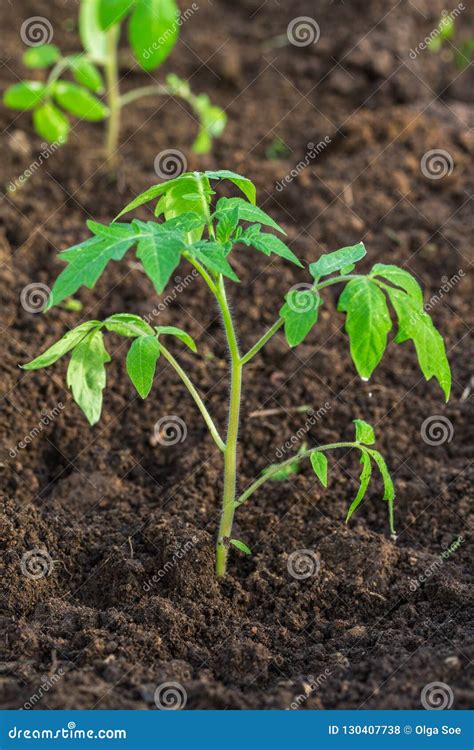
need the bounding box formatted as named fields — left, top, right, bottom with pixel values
left=23, top=170, right=451, bottom=577
left=4, top=0, right=226, bottom=160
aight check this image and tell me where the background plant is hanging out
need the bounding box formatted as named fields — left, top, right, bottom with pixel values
left=4, top=0, right=226, bottom=161
left=23, top=170, right=451, bottom=577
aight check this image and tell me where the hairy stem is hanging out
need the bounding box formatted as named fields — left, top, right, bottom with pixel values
left=104, top=27, right=120, bottom=164
left=159, top=343, right=225, bottom=452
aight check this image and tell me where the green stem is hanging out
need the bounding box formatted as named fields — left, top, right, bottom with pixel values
left=159, top=344, right=225, bottom=452
left=234, top=442, right=358, bottom=508
left=119, top=84, right=170, bottom=107
left=215, top=276, right=242, bottom=577
left=104, top=27, right=120, bottom=163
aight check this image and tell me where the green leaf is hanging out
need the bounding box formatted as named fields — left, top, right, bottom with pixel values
left=353, top=418, right=375, bottom=445
left=79, top=0, right=108, bottom=64
left=216, top=204, right=239, bottom=244
left=230, top=539, right=252, bottom=555
left=279, top=291, right=322, bottom=347
left=98, top=0, right=135, bottom=28
left=47, top=225, right=138, bottom=309
left=70, top=55, right=104, bottom=92
left=309, top=242, right=366, bottom=280
left=204, top=170, right=256, bottom=204
left=4, top=81, right=47, bottom=110
left=53, top=81, right=108, bottom=121
left=240, top=226, right=303, bottom=267
left=115, top=178, right=187, bottom=219
left=67, top=331, right=111, bottom=425
left=164, top=213, right=206, bottom=233
left=126, top=335, right=160, bottom=398
left=188, top=241, right=240, bottom=282
left=22, top=44, right=60, bottom=69
left=310, top=451, right=328, bottom=487
left=155, top=326, right=197, bottom=352
left=192, top=104, right=227, bottom=155
left=371, top=263, right=423, bottom=306
left=104, top=313, right=154, bottom=337
left=129, top=0, right=179, bottom=71
left=214, top=197, right=285, bottom=234
left=367, top=449, right=395, bottom=502
left=346, top=451, right=372, bottom=522
left=33, top=102, right=70, bottom=143
left=383, top=286, right=451, bottom=400
left=22, top=321, right=101, bottom=369
left=338, top=277, right=392, bottom=380
left=134, top=223, right=183, bottom=294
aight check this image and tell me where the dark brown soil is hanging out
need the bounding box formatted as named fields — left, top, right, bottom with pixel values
left=0, top=0, right=473, bottom=710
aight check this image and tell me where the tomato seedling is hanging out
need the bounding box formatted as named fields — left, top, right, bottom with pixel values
left=23, top=170, right=451, bottom=577
left=4, top=0, right=226, bottom=160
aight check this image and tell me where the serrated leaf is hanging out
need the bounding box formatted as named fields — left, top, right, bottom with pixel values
left=33, top=102, right=70, bottom=143
left=4, top=81, right=47, bottom=110
left=240, top=227, right=302, bottom=267
left=310, top=451, right=328, bottom=487
left=129, top=0, right=179, bottom=71
left=188, top=242, right=240, bottom=282
left=338, top=277, right=392, bottom=380
left=279, top=291, right=322, bottom=347
left=383, top=286, right=451, bottom=400
left=53, top=81, right=108, bottom=121
left=353, top=418, right=375, bottom=445
left=22, top=44, right=60, bottom=69
left=70, top=55, right=104, bottom=92
left=79, top=0, right=108, bottom=63
left=204, top=170, right=256, bottom=204
left=155, top=326, right=197, bottom=352
left=309, top=242, right=366, bottom=280
left=47, top=226, right=138, bottom=309
left=98, top=0, right=135, bottom=28
left=22, top=321, right=101, bottom=369
left=67, top=331, right=111, bottom=425
left=216, top=204, right=239, bottom=244
left=134, top=224, right=183, bottom=294
left=230, top=539, right=252, bottom=555
left=126, top=335, right=160, bottom=398
left=346, top=451, right=372, bottom=522
left=115, top=177, right=191, bottom=219
left=164, top=213, right=206, bottom=233
left=371, top=263, right=423, bottom=306
left=104, top=313, right=154, bottom=337
left=214, top=197, right=285, bottom=234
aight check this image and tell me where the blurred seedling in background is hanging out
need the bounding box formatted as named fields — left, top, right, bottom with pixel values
left=265, top=136, right=292, bottom=161
left=4, top=0, right=226, bottom=163
left=23, top=170, right=451, bottom=577
left=428, top=11, right=474, bottom=69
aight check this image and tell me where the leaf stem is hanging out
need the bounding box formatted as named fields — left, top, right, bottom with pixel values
left=159, top=343, right=225, bottom=452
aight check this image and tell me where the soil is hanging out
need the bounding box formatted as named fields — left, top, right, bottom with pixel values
left=0, top=0, right=473, bottom=710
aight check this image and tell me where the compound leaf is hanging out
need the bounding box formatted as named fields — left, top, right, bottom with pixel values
left=310, top=451, right=328, bottom=487
left=126, top=335, right=160, bottom=398
left=22, top=321, right=101, bottom=369
left=338, top=277, right=392, bottom=380
left=371, top=263, right=423, bottom=306
left=129, top=0, right=179, bottom=71
left=353, top=418, right=375, bottom=445
left=67, top=331, right=111, bottom=425
left=309, top=242, right=366, bottom=280
left=346, top=451, right=372, bottom=522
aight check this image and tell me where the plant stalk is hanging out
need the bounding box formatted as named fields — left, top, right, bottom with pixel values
left=104, top=27, right=120, bottom=164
